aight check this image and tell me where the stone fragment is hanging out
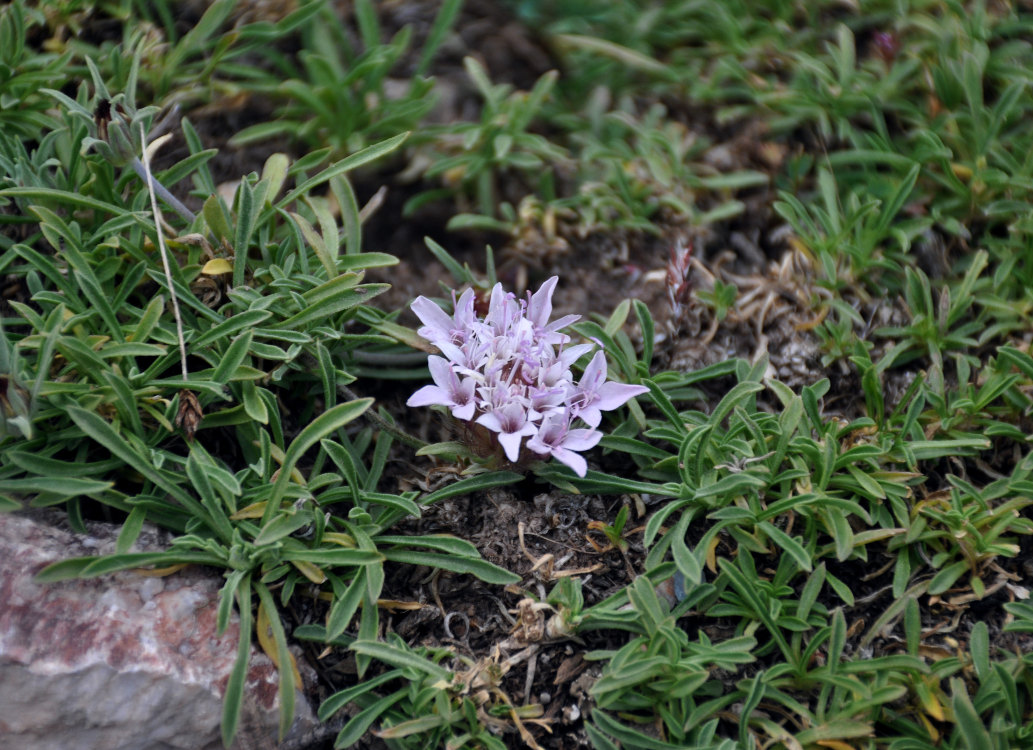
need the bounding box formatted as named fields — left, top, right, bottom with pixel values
left=0, top=510, right=319, bottom=750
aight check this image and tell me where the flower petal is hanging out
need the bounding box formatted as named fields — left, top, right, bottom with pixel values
left=455, top=287, right=476, bottom=326
left=558, top=343, right=594, bottom=367
left=545, top=313, right=580, bottom=333
left=575, top=405, right=602, bottom=429
left=594, top=382, right=649, bottom=412
left=426, top=355, right=454, bottom=387
left=476, top=411, right=503, bottom=433
left=562, top=428, right=602, bottom=452
left=526, top=433, right=551, bottom=455
left=527, top=276, right=558, bottom=328
left=411, top=296, right=454, bottom=339
left=581, top=350, right=608, bottom=389
left=497, top=430, right=525, bottom=462
left=407, top=384, right=448, bottom=408
left=551, top=447, right=588, bottom=477
left=451, top=400, right=476, bottom=421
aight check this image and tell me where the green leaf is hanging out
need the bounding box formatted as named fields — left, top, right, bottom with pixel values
left=0, top=187, right=131, bottom=219
left=321, top=438, right=361, bottom=506
left=318, top=670, right=401, bottom=721
left=34, top=550, right=221, bottom=583
left=420, top=471, right=522, bottom=505
left=116, top=506, right=147, bottom=554
left=350, top=639, right=452, bottom=682
left=193, top=310, right=272, bottom=348
left=241, top=382, right=268, bottom=423
left=232, top=179, right=256, bottom=289
left=253, top=511, right=316, bottom=546
left=695, top=471, right=767, bottom=500
left=554, top=34, right=668, bottom=74
left=710, top=381, right=765, bottom=427
left=0, top=496, right=21, bottom=512
left=382, top=549, right=518, bottom=585
left=554, top=469, right=676, bottom=496
left=64, top=406, right=205, bottom=518
left=951, top=677, right=991, bottom=750
left=254, top=581, right=295, bottom=740
left=263, top=399, right=373, bottom=525
left=928, top=559, right=969, bottom=595
left=325, top=571, right=367, bottom=642
left=280, top=548, right=384, bottom=566
left=0, top=477, right=112, bottom=497
left=376, top=534, right=479, bottom=557
left=185, top=450, right=233, bottom=542
left=632, top=299, right=654, bottom=371
left=758, top=521, right=812, bottom=573
left=203, top=194, right=234, bottom=241
left=423, top=236, right=475, bottom=284
left=643, top=378, right=686, bottom=434
left=222, top=573, right=252, bottom=748
left=376, top=714, right=450, bottom=739
left=969, top=620, right=989, bottom=680
left=276, top=133, right=409, bottom=209
left=671, top=525, right=702, bottom=587
left=795, top=719, right=877, bottom=744
left=334, top=691, right=406, bottom=747
left=330, top=174, right=360, bottom=258
left=416, top=0, right=462, bottom=76
left=273, top=283, right=389, bottom=330
left=211, top=330, right=254, bottom=386
left=336, top=252, right=398, bottom=271
left=590, top=709, right=687, bottom=749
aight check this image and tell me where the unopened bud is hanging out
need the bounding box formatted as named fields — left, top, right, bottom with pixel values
left=174, top=389, right=202, bottom=440
left=666, top=238, right=693, bottom=317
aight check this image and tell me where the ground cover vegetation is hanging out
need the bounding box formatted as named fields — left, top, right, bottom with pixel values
left=2, top=0, right=1033, bottom=747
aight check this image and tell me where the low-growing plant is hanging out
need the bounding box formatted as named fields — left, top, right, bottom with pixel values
left=301, top=633, right=548, bottom=749
left=0, top=59, right=518, bottom=746
left=406, top=274, right=648, bottom=477
left=8, top=1, right=1033, bottom=748
left=229, top=0, right=463, bottom=156
left=409, top=58, right=567, bottom=221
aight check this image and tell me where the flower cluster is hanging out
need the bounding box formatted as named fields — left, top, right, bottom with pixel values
left=408, top=277, right=648, bottom=477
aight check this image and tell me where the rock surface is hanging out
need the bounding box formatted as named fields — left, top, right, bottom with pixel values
left=0, top=510, right=320, bottom=750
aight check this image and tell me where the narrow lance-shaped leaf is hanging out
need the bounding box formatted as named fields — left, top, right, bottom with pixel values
left=222, top=573, right=252, bottom=749
left=65, top=406, right=210, bottom=523
left=262, top=399, right=373, bottom=525
left=254, top=582, right=296, bottom=741
left=276, top=133, right=409, bottom=209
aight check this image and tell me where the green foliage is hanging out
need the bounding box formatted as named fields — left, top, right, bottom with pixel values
left=229, top=0, right=463, bottom=156
left=0, top=26, right=512, bottom=745
left=304, top=635, right=525, bottom=749
left=6, top=0, right=1033, bottom=747
left=415, top=59, right=567, bottom=222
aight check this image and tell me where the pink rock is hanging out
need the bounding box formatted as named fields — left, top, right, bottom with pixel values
left=0, top=511, right=319, bottom=750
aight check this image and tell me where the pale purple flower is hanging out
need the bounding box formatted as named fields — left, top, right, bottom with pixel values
left=568, top=351, right=649, bottom=428
left=527, top=383, right=566, bottom=419
left=527, top=276, right=580, bottom=344
left=411, top=288, right=477, bottom=350
left=527, top=411, right=602, bottom=477
left=408, top=275, right=648, bottom=473
left=476, top=402, right=537, bottom=461
left=535, top=343, right=593, bottom=388
left=485, top=283, right=521, bottom=336
left=407, top=355, right=477, bottom=420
